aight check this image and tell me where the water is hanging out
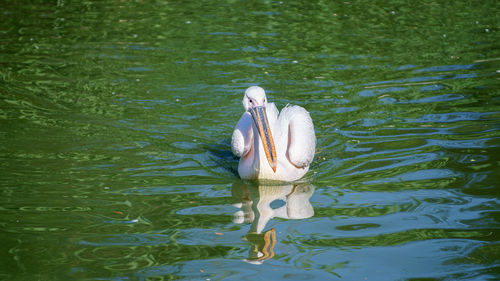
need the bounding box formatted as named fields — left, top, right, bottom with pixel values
left=1, top=0, right=499, bottom=280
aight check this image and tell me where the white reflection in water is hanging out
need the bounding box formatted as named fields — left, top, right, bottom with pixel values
left=231, top=182, right=315, bottom=263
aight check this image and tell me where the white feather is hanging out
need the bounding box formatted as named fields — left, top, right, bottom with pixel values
left=231, top=112, right=253, bottom=157
left=280, top=105, right=316, bottom=168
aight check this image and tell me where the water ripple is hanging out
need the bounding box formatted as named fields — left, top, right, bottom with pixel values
left=1, top=1, right=499, bottom=280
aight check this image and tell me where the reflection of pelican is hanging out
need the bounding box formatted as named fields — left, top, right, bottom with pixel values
left=232, top=86, right=316, bottom=181
left=232, top=182, right=315, bottom=263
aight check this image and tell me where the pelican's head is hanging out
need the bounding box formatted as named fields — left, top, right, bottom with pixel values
left=242, top=86, right=276, bottom=173
left=243, top=86, right=267, bottom=111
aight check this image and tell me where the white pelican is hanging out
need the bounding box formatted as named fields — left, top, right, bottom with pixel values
left=231, top=86, right=316, bottom=181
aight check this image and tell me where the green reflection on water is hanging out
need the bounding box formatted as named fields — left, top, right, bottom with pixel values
left=1, top=0, right=499, bottom=280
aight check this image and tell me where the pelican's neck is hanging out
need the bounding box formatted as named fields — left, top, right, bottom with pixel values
left=251, top=121, right=264, bottom=172
left=251, top=115, right=279, bottom=180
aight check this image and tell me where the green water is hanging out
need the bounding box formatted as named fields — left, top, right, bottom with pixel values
left=1, top=0, right=499, bottom=280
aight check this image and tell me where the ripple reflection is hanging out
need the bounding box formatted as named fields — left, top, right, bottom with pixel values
left=231, top=181, right=315, bottom=264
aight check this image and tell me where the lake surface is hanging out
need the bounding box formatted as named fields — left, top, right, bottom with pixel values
left=1, top=1, right=499, bottom=280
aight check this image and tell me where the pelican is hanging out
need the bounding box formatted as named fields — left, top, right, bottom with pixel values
left=231, top=86, right=316, bottom=181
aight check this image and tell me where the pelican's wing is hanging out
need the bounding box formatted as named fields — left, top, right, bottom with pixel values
left=232, top=112, right=253, bottom=157
left=281, top=105, right=316, bottom=168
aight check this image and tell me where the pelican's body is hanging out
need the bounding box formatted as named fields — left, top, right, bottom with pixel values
left=232, top=86, right=316, bottom=181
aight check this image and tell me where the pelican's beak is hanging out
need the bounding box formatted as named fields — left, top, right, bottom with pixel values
left=249, top=106, right=277, bottom=172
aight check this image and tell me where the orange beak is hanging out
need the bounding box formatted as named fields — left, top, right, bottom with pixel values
left=249, top=106, right=277, bottom=172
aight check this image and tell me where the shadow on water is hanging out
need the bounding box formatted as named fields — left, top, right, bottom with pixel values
left=231, top=181, right=315, bottom=264
left=204, top=139, right=240, bottom=178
